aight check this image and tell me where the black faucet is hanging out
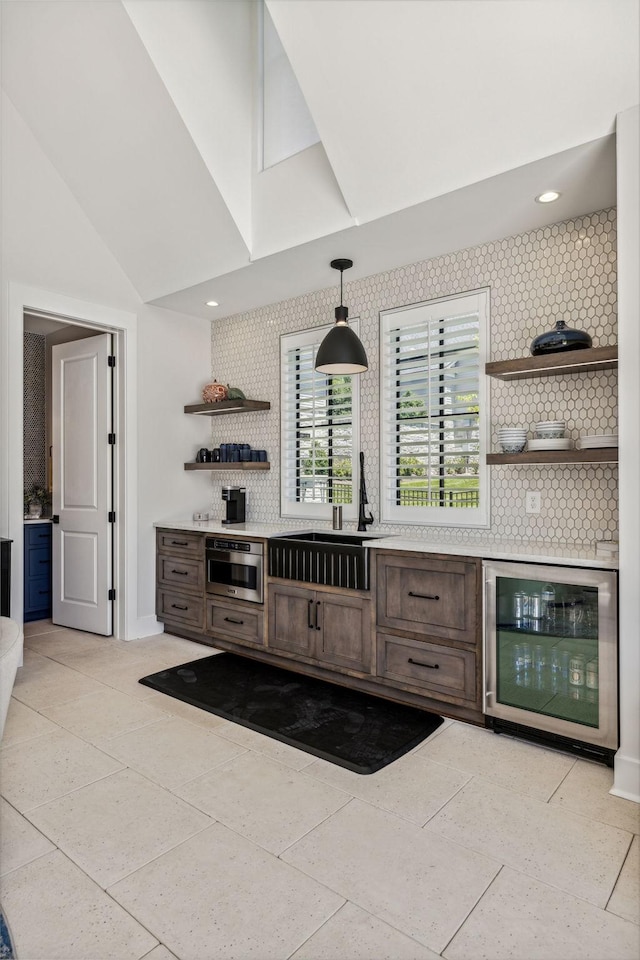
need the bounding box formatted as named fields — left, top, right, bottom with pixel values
left=357, top=452, right=374, bottom=531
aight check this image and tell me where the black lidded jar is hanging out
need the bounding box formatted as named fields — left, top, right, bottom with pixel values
left=530, top=319, right=592, bottom=356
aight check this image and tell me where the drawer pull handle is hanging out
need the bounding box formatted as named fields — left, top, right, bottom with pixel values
left=308, top=599, right=314, bottom=629
left=39, top=559, right=49, bottom=564
left=171, top=603, right=188, bottom=611
left=38, top=534, right=49, bottom=539
left=408, top=657, right=439, bottom=670
left=223, top=616, right=244, bottom=625
left=408, top=591, right=440, bottom=601
left=171, top=569, right=189, bottom=575
left=39, top=590, right=49, bottom=595
left=170, top=539, right=189, bottom=546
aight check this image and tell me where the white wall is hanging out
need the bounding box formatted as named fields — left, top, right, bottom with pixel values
left=0, top=92, right=212, bottom=637
left=614, top=104, right=640, bottom=802
left=135, top=304, right=214, bottom=628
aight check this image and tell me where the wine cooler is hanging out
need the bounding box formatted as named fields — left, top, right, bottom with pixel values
left=483, top=560, right=618, bottom=765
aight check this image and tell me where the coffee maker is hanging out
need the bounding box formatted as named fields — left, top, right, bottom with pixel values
left=222, top=486, right=246, bottom=525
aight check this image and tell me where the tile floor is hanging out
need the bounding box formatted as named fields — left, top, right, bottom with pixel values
left=1, top=620, right=638, bottom=960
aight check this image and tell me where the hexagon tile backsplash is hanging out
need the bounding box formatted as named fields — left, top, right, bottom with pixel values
left=209, top=208, right=618, bottom=546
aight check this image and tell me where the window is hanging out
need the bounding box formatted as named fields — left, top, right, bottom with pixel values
left=380, top=289, right=489, bottom=527
left=260, top=3, right=320, bottom=170
left=281, top=325, right=360, bottom=520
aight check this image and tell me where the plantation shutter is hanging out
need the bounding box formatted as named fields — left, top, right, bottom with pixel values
left=380, top=290, right=488, bottom=526
left=281, top=323, right=359, bottom=519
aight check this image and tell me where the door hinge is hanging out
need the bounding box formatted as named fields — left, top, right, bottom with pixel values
left=108, top=588, right=116, bottom=601
left=108, top=511, right=116, bottom=523
left=108, top=433, right=116, bottom=445
left=107, top=355, right=116, bottom=367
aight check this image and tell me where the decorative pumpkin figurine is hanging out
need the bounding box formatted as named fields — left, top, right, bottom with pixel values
left=202, top=380, right=228, bottom=403
left=226, top=385, right=246, bottom=400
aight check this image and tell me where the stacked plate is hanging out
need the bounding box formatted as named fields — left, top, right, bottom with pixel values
left=497, top=427, right=527, bottom=454
left=577, top=434, right=618, bottom=449
left=534, top=420, right=566, bottom=439
left=528, top=437, right=574, bottom=451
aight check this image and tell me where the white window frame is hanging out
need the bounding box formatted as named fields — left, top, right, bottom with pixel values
left=380, top=289, right=489, bottom=528
left=280, top=323, right=361, bottom=521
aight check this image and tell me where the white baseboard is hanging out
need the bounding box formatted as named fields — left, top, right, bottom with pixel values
left=125, top=615, right=164, bottom=641
left=612, top=752, right=640, bottom=804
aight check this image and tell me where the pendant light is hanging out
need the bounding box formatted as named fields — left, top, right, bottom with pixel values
left=315, top=259, right=368, bottom=374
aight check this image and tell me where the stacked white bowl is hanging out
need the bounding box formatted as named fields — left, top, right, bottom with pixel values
left=534, top=420, right=565, bottom=439
left=497, top=427, right=527, bottom=453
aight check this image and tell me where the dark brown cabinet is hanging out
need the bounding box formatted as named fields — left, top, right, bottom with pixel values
left=374, top=550, right=482, bottom=723
left=156, top=529, right=205, bottom=634
left=376, top=633, right=477, bottom=703
left=154, top=530, right=483, bottom=726
left=376, top=553, right=478, bottom=645
left=207, top=596, right=265, bottom=648
left=268, top=582, right=372, bottom=674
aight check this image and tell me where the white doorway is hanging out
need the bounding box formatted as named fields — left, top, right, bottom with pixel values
left=3, top=283, right=138, bottom=640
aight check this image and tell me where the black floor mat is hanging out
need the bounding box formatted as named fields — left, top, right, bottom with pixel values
left=139, top=652, right=444, bottom=775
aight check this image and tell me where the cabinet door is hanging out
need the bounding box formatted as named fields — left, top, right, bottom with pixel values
left=25, top=577, right=52, bottom=616
left=317, top=594, right=372, bottom=673
left=377, top=632, right=477, bottom=704
left=157, top=530, right=203, bottom=560
left=208, top=599, right=264, bottom=647
left=377, top=553, right=478, bottom=644
left=26, top=524, right=52, bottom=548
left=27, top=545, right=51, bottom=579
left=157, top=555, right=204, bottom=595
left=156, top=589, right=204, bottom=631
left=268, top=583, right=316, bottom=657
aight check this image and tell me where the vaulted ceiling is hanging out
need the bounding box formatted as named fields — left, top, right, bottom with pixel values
left=2, top=0, right=638, bottom=319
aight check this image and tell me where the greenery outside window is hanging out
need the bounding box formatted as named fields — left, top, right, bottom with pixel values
left=380, top=289, right=489, bottom=527
left=281, top=324, right=360, bottom=520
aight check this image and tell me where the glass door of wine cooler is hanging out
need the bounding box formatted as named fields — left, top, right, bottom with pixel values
left=484, top=561, right=618, bottom=752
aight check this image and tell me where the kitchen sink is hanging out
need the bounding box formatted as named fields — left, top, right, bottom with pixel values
left=277, top=531, right=381, bottom=547
left=268, top=531, right=385, bottom=590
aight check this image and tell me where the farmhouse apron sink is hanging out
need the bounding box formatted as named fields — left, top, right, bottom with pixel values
left=267, top=531, right=384, bottom=590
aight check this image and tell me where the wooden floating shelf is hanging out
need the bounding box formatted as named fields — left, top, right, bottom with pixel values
left=487, top=448, right=618, bottom=465
left=184, top=462, right=270, bottom=471
left=184, top=399, right=270, bottom=415
left=485, top=346, right=617, bottom=381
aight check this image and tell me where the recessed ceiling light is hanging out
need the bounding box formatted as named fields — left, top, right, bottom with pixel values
left=205, top=300, right=219, bottom=307
left=535, top=190, right=561, bottom=204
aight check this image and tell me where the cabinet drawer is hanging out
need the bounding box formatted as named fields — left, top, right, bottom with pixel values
left=157, top=589, right=204, bottom=630
left=25, top=576, right=51, bottom=612
left=376, top=633, right=477, bottom=703
left=157, top=555, right=204, bottom=594
left=25, top=523, right=52, bottom=547
left=157, top=530, right=203, bottom=559
left=27, top=545, right=51, bottom=578
left=376, top=553, right=478, bottom=643
left=207, top=599, right=264, bottom=646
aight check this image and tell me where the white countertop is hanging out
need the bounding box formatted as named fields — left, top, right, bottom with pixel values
left=154, top=517, right=617, bottom=569
left=154, top=518, right=299, bottom=540
left=364, top=537, right=618, bottom=569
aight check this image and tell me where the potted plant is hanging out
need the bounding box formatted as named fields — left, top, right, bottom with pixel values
left=24, top=484, right=51, bottom=519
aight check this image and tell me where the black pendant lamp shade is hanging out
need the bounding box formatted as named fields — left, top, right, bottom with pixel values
left=315, top=259, right=368, bottom=374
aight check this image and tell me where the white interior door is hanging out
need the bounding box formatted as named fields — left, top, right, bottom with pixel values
left=52, top=334, right=113, bottom=634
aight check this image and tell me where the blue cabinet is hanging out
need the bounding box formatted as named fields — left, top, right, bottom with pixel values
left=24, top=522, right=52, bottom=621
